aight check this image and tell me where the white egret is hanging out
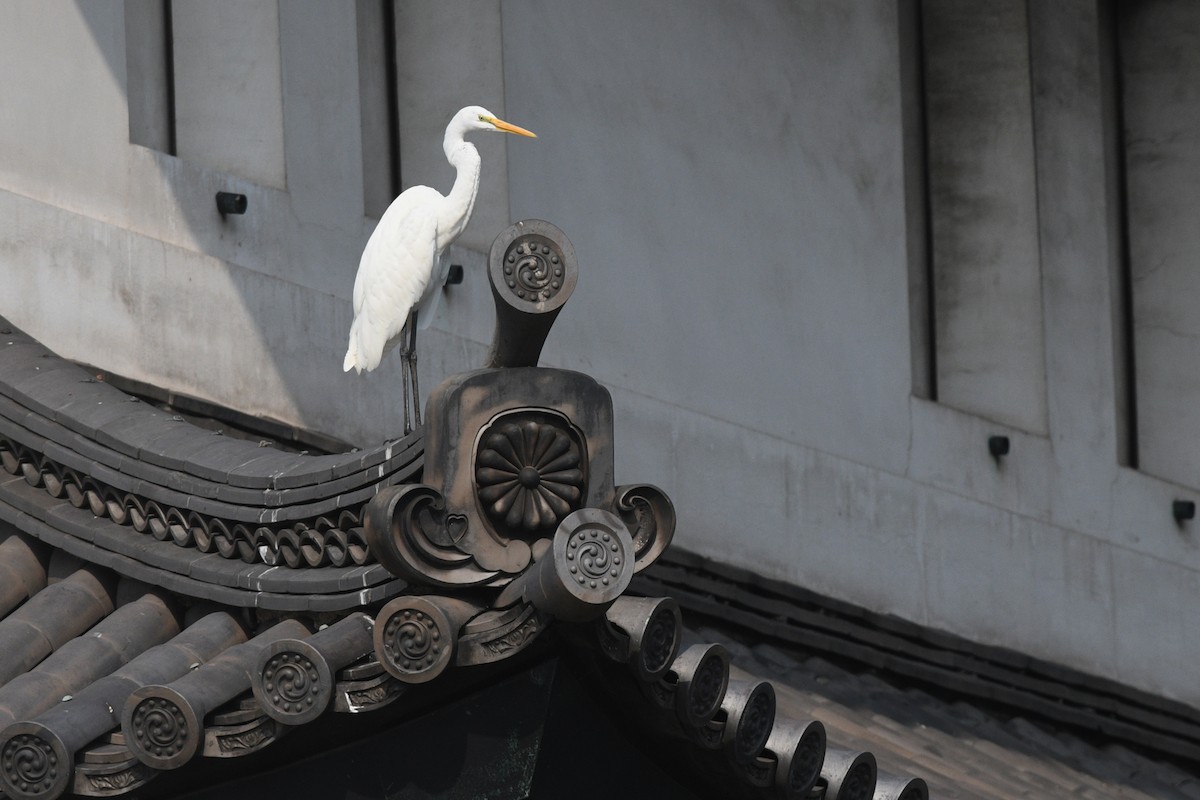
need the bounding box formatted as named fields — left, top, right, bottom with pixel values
left=343, top=105, right=537, bottom=432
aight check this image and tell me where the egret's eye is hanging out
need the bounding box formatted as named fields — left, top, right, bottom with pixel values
left=478, top=115, right=489, bottom=123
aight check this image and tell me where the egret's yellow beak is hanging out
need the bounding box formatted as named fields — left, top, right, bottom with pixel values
left=488, top=116, right=537, bottom=138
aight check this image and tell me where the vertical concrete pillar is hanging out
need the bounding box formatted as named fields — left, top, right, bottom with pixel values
left=1026, top=1, right=1124, bottom=471
left=1119, top=0, right=1200, bottom=487
left=394, top=0, right=509, bottom=252
left=356, top=0, right=398, bottom=219
left=124, top=0, right=172, bottom=153
left=171, top=0, right=286, bottom=188
left=922, top=0, right=1047, bottom=433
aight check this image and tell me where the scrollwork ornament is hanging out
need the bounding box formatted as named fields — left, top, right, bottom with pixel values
left=363, top=484, right=497, bottom=587
left=84, top=768, right=143, bottom=792
left=215, top=726, right=272, bottom=754
left=612, top=484, right=675, bottom=572
left=478, top=615, right=540, bottom=657
left=344, top=680, right=402, bottom=711
left=456, top=603, right=546, bottom=666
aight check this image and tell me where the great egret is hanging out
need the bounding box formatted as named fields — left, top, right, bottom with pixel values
left=343, top=105, right=537, bottom=432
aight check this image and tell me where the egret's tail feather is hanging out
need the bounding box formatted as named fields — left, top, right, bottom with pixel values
left=344, top=317, right=384, bottom=374
left=344, top=321, right=363, bottom=373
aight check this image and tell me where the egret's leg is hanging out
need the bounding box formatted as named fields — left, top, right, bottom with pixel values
left=398, top=313, right=414, bottom=435
left=409, top=310, right=422, bottom=429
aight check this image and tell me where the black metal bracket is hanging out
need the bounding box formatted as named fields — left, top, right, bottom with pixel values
left=216, top=192, right=247, bottom=216
left=987, top=435, right=1010, bottom=459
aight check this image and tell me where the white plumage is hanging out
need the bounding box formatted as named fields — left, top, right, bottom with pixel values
left=344, top=105, right=537, bottom=375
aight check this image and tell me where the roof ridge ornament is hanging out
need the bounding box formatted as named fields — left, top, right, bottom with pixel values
left=364, top=220, right=675, bottom=680
left=485, top=219, right=579, bottom=369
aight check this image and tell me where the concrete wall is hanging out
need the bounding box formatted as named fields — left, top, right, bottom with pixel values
left=0, top=0, right=1198, bottom=709
left=0, top=0, right=410, bottom=442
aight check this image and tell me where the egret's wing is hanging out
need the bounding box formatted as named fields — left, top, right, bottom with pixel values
left=415, top=251, right=453, bottom=330
left=351, top=186, right=438, bottom=315
left=345, top=188, right=441, bottom=372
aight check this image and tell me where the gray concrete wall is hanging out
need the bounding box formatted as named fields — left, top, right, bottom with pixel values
left=0, top=0, right=410, bottom=442
left=0, top=0, right=1197, bottom=710
left=493, top=0, right=1200, bottom=709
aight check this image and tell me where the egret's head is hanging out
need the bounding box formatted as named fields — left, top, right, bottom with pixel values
left=453, top=105, right=537, bottom=138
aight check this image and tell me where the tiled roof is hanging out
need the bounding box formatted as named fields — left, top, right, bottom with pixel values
left=0, top=316, right=416, bottom=610
left=636, top=547, right=1200, bottom=771
left=0, top=538, right=405, bottom=798
left=0, top=304, right=934, bottom=799
left=0, top=543, right=934, bottom=800
left=721, top=632, right=1200, bottom=799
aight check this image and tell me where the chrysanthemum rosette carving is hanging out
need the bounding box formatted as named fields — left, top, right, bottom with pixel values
left=475, top=414, right=585, bottom=536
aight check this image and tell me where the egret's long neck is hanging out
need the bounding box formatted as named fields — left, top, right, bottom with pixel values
left=438, top=136, right=481, bottom=251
